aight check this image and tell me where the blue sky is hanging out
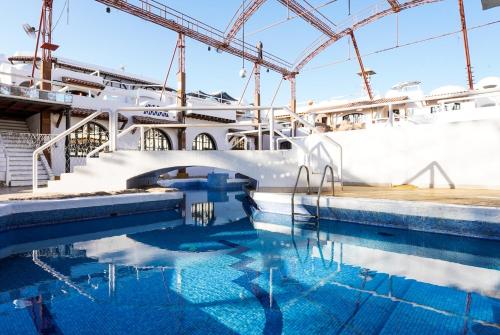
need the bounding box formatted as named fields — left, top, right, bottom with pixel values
left=1, top=0, right=499, bottom=105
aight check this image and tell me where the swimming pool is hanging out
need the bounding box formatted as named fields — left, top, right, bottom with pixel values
left=0, top=190, right=499, bottom=334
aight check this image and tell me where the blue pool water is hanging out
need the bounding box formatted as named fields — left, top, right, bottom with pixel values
left=0, top=190, right=499, bottom=335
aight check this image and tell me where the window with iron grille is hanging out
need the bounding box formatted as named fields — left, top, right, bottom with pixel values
left=232, top=137, right=246, bottom=150
left=144, top=128, right=172, bottom=151
left=192, top=133, right=216, bottom=150
left=69, top=122, right=108, bottom=157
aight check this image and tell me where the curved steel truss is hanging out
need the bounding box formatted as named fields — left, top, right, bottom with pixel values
left=96, top=0, right=443, bottom=75
left=293, top=0, right=442, bottom=73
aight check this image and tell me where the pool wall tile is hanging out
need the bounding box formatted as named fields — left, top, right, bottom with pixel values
left=251, top=192, right=500, bottom=240
left=0, top=192, right=183, bottom=232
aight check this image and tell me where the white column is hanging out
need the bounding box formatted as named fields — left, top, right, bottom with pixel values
left=269, top=108, right=275, bottom=151
left=388, top=104, right=394, bottom=127
left=140, top=126, right=145, bottom=151
left=258, top=124, right=262, bottom=150
left=109, top=110, right=118, bottom=151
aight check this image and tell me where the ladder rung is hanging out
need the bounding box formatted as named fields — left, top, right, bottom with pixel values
left=292, top=213, right=316, bottom=218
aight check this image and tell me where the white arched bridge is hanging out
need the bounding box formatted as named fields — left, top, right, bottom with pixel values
left=35, top=105, right=343, bottom=194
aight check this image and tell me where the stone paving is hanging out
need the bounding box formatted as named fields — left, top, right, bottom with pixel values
left=1, top=185, right=499, bottom=207
left=328, top=185, right=500, bottom=207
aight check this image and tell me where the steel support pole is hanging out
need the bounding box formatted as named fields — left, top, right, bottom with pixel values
left=255, top=41, right=263, bottom=149
left=458, top=0, right=474, bottom=90
left=255, top=65, right=261, bottom=109
left=64, top=108, right=71, bottom=173
left=350, top=31, right=373, bottom=100
left=177, top=33, right=186, bottom=150
left=290, top=75, right=297, bottom=136
left=177, top=33, right=187, bottom=177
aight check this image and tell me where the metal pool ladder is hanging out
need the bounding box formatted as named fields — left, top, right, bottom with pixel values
left=291, top=165, right=335, bottom=223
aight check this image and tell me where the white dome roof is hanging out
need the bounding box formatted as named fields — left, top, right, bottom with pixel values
left=476, top=77, right=500, bottom=90
left=430, top=85, right=466, bottom=96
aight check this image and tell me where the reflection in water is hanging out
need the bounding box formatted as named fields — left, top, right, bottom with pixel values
left=0, top=190, right=498, bottom=334
left=191, top=202, right=215, bottom=226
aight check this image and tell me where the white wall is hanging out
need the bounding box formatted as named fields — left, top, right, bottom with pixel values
left=305, top=118, right=500, bottom=189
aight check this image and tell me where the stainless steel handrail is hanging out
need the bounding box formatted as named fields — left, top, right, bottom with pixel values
left=291, top=165, right=311, bottom=219
left=282, top=107, right=343, bottom=189
left=316, top=165, right=335, bottom=220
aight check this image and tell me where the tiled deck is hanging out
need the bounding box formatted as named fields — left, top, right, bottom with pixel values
left=0, top=186, right=176, bottom=202
left=0, top=185, right=499, bottom=208
left=327, top=186, right=500, bottom=207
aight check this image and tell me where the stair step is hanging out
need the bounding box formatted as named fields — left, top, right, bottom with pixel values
left=8, top=166, right=44, bottom=171
left=10, top=180, right=48, bottom=187
left=0, top=120, right=29, bottom=125
left=0, top=128, right=30, bottom=132
left=0, top=122, right=30, bottom=127
left=4, top=145, right=36, bottom=150
left=7, top=157, right=35, bottom=162
left=7, top=152, right=35, bottom=156
left=11, top=174, right=49, bottom=180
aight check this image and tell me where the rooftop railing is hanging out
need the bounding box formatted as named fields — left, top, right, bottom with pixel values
left=0, top=82, right=73, bottom=104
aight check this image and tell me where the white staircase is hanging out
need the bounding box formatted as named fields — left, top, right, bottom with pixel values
left=0, top=119, right=52, bottom=187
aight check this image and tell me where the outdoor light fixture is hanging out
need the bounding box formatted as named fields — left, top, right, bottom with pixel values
left=208, top=46, right=211, bottom=51
left=22, top=23, right=37, bottom=39
left=239, top=68, right=247, bottom=78
left=239, top=0, right=246, bottom=79
left=106, top=7, right=111, bottom=13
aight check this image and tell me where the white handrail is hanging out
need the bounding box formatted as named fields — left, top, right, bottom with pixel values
left=86, top=124, right=138, bottom=158
left=86, top=122, right=263, bottom=158
left=282, top=107, right=343, bottom=188
left=32, top=109, right=106, bottom=192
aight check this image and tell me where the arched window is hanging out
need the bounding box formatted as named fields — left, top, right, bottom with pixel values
left=279, top=141, right=292, bottom=150
left=69, top=122, right=108, bottom=157
left=192, top=133, right=216, bottom=151
left=19, top=81, right=31, bottom=87
left=144, top=128, right=172, bottom=151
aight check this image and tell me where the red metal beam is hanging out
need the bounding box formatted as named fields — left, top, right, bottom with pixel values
left=349, top=31, right=373, bottom=100
left=225, top=0, right=267, bottom=43
left=387, top=0, right=401, bottom=12
left=293, top=0, right=442, bottom=73
left=458, top=0, right=474, bottom=90
left=95, top=0, right=292, bottom=75
left=275, top=0, right=337, bottom=38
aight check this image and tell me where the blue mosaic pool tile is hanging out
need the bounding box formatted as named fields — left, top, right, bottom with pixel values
left=469, top=292, right=500, bottom=325
left=402, top=281, right=467, bottom=315
left=379, top=302, right=463, bottom=335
